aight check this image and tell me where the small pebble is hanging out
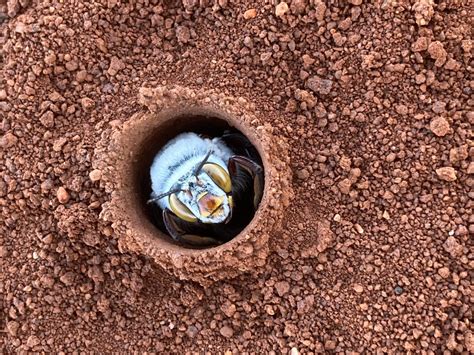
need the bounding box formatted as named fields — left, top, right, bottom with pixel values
left=44, top=52, right=57, bottom=65
left=81, top=97, right=95, bottom=110
left=6, top=321, right=19, bottom=336
left=296, top=168, right=310, bottom=180
left=437, top=267, right=450, bottom=279
left=107, top=56, right=125, bottom=76
left=243, top=9, right=257, bottom=20
left=220, top=325, right=234, bottom=338
left=467, top=162, right=474, bottom=174
left=89, top=169, right=102, bottom=182
left=57, top=187, right=70, bottom=204
left=0, top=245, right=8, bottom=257
left=355, top=224, right=364, bottom=234
left=0, top=132, right=18, bottom=148
left=274, top=281, right=290, bottom=296
left=275, top=2, right=289, bottom=17
left=26, top=335, right=41, bottom=347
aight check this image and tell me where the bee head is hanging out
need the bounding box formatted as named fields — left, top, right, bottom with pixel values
left=149, top=152, right=233, bottom=224
left=171, top=170, right=233, bottom=224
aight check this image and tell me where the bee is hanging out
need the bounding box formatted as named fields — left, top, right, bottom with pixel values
left=148, top=131, right=264, bottom=247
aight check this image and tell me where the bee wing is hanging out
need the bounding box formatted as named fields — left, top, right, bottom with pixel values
left=221, top=132, right=261, bottom=163
left=228, top=155, right=264, bottom=209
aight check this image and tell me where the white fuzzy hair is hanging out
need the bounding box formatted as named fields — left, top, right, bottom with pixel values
left=150, top=132, right=234, bottom=210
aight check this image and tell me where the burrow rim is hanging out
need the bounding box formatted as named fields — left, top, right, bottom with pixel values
left=119, top=105, right=272, bottom=256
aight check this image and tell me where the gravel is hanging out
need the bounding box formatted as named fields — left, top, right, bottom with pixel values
left=1, top=0, right=472, bottom=353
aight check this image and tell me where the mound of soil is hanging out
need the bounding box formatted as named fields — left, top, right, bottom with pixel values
left=1, top=0, right=472, bottom=353
left=94, top=86, right=293, bottom=283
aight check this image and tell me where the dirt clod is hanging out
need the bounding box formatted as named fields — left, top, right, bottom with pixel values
left=26, top=335, right=40, bottom=348
left=6, top=321, right=19, bottom=337
left=81, top=97, right=95, bottom=111
left=176, top=26, right=190, bottom=43
left=428, top=41, right=447, bottom=67
left=411, top=37, right=429, bottom=52
left=443, top=236, right=463, bottom=258
left=338, top=178, right=352, bottom=194
left=436, top=167, right=457, bottom=182
left=39, top=111, right=55, bottom=128
left=275, top=281, right=290, bottom=296
left=290, top=0, right=306, bottom=15
left=59, top=272, right=76, bottom=286
left=0, top=132, right=18, bottom=148
left=107, top=56, right=125, bottom=76
left=314, top=0, right=326, bottom=21
left=429, top=117, right=450, bottom=136
left=413, top=0, right=434, bottom=26
left=306, top=75, right=333, bottom=95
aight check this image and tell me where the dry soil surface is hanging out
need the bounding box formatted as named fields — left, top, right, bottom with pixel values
left=1, top=0, right=473, bottom=353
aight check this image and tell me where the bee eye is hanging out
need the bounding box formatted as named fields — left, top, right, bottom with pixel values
left=169, top=193, right=197, bottom=222
left=202, top=163, right=232, bottom=193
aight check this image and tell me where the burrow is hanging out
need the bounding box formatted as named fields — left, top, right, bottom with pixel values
left=93, top=86, right=293, bottom=284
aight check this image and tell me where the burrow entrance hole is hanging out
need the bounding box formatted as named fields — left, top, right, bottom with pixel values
left=133, top=112, right=265, bottom=249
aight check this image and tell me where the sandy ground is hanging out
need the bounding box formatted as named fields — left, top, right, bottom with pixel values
left=1, top=0, right=473, bottom=353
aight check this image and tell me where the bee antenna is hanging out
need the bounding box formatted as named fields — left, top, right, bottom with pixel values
left=147, top=188, right=182, bottom=204
left=194, top=149, right=212, bottom=176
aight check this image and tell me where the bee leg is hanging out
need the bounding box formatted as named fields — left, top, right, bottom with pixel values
left=228, top=155, right=264, bottom=209
left=162, top=209, right=222, bottom=247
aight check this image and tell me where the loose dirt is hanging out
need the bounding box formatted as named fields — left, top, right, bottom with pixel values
left=1, top=0, right=473, bottom=353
